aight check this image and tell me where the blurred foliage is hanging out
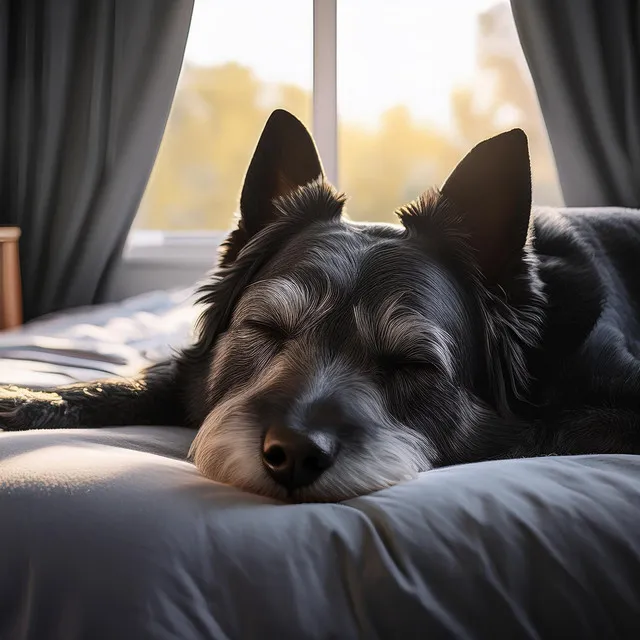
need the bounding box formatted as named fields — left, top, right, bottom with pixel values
left=136, top=19, right=561, bottom=230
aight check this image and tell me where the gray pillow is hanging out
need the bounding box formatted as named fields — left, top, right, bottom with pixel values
left=1, top=427, right=639, bottom=639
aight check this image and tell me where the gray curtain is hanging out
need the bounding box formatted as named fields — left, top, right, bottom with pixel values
left=0, top=0, right=194, bottom=321
left=511, top=0, right=640, bottom=208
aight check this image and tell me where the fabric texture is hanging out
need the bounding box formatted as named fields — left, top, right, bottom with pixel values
left=1, top=427, right=640, bottom=639
left=0, top=0, right=194, bottom=321
left=0, top=286, right=199, bottom=386
left=511, top=0, right=640, bottom=207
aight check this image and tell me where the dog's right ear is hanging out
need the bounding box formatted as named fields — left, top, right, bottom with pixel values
left=219, top=109, right=324, bottom=266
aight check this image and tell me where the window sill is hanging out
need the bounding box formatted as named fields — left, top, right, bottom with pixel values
left=124, top=230, right=227, bottom=266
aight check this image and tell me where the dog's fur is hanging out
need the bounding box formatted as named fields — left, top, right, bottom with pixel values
left=2, top=109, right=640, bottom=502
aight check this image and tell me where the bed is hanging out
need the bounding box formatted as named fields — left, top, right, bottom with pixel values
left=0, top=286, right=200, bottom=387
left=1, top=287, right=640, bottom=639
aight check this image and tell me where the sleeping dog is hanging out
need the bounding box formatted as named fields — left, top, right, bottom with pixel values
left=2, top=109, right=640, bottom=502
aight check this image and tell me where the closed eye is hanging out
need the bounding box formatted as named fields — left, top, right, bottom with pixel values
left=244, top=319, right=291, bottom=342
left=377, top=354, right=438, bottom=375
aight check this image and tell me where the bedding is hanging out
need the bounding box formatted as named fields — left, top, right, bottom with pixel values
left=1, top=428, right=640, bottom=639
left=1, top=291, right=640, bottom=638
left=0, top=287, right=200, bottom=387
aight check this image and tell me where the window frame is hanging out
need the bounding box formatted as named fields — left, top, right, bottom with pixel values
left=312, top=0, right=338, bottom=186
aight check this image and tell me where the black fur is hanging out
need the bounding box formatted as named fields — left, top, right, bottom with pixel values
left=2, top=109, right=640, bottom=501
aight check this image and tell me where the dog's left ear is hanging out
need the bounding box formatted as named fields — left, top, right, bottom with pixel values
left=220, top=109, right=325, bottom=266
left=440, top=129, right=532, bottom=281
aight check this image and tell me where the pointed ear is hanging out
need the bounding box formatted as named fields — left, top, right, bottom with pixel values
left=218, top=109, right=324, bottom=266
left=440, top=129, right=532, bottom=280
left=241, top=109, right=324, bottom=235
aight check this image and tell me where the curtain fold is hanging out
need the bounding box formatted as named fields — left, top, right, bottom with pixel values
left=511, top=0, right=640, bottom=208
left=0, top=0, right=194, bottom=320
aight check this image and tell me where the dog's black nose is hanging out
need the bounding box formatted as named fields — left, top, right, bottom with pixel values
left=262, top=425, right=339, bottom=491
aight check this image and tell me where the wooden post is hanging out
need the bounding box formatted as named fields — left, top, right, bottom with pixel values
left=0, top=227, right=23, bottom=330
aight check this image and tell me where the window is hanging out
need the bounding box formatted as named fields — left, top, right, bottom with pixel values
left=133, top=0, right=561, bottom=234
left=134, top=0, right=313, bottom=232
left=337, top=0, right=562, bottom=222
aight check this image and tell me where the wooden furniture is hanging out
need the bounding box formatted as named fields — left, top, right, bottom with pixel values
left=0, top=227, right=23, bottom=330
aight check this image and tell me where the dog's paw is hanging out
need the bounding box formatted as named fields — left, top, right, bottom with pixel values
left=0, top=386, right=66, bottom=431
left=0, top=386, right=36, bottom=431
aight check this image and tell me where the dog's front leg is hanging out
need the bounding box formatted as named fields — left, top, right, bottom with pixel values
left=0, top=361, right=186, bottom=431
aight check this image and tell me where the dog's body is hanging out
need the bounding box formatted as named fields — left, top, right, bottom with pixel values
left=512, top=207, right=640, bottom=453
left=2, top=110, right=640, bottom=502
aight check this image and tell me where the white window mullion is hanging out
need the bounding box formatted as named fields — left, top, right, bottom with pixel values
left=312, top=0, right=338, bottom=187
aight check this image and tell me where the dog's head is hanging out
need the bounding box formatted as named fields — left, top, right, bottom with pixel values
left=185, top=109, right=544, bottom=502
